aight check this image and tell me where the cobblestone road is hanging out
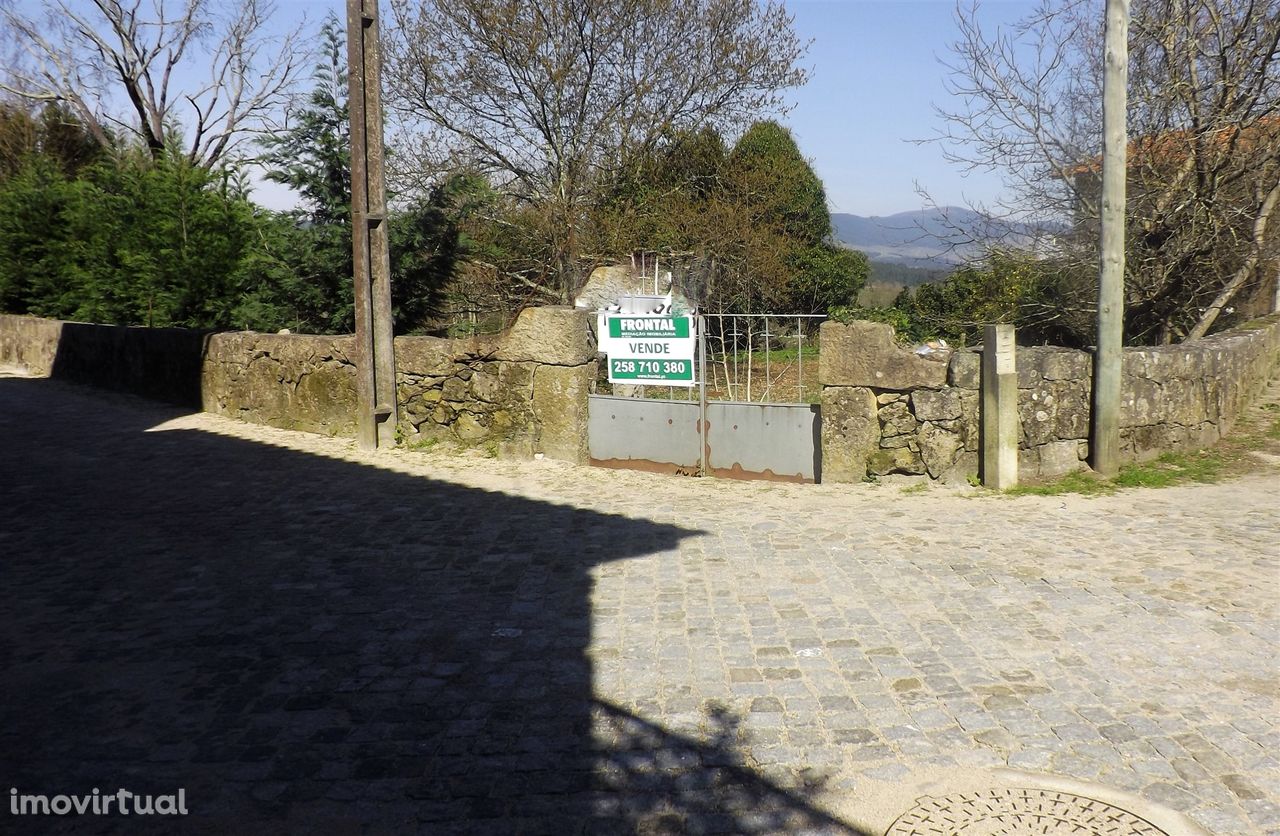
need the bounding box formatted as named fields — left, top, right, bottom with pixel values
left=1, top=373, right=1277, bottom=834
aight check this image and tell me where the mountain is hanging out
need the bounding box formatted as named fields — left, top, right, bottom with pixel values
left=831, top=207, right=991, bottom=270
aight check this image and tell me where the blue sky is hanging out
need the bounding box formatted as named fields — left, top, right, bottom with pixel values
left=784, top=0, right=1036, bottom=217
left=253, top=0, right=1037, bottom=218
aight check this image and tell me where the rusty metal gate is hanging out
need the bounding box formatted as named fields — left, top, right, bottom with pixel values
left=588, top=314, right=824, bottom=483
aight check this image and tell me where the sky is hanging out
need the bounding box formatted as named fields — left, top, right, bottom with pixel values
left=783, top=0, right=1037, bottom=217
left=251, top=0, right=1039, bottom=218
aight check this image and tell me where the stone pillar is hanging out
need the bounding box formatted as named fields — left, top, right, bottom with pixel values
left=494, top=306, right=597, bottom=464
left=819, top=386, right=879, bottom=482
left=981, top=324, right=1018, bottom=489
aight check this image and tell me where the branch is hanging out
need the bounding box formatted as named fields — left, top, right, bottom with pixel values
left=1185, top=176, right=1280, bottom=339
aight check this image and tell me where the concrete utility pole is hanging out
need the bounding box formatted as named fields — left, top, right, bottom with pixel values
left=1091, top=0, right=1129, bottom=477
left=347, top=0, right=397, bottom=450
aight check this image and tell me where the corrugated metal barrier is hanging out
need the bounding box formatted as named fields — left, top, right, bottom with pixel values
left=588, top=395, right=821, bottom=483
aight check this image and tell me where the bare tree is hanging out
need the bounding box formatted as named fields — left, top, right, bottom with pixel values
left=384, top=0, right=808, bottom=303
left=0, top=0, right=308, bottom=169
left=933, top=0, right=1279, bottom=344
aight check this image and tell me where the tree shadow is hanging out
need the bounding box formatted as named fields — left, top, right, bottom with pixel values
left=0, top=376, right=866, bottom=834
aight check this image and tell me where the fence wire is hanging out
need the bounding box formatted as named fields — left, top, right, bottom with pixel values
left=701, top=314, right=826, bottom=404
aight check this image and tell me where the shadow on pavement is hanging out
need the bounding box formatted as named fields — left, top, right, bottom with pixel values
left=0, top=377, right=867, bottom=834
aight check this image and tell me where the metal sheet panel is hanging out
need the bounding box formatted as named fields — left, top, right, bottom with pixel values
left=588, top=395, right=700, bottom=474
left=707, top=402, right=820, bottom=483
left=587, top=395, right=822, bottom=483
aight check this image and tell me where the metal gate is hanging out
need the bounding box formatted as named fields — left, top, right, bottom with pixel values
left=588, top=314, right=824, bottom=483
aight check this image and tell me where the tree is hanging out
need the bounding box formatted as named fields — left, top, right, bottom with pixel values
left=934, top=0, right=1279, bottom=345
left=251, top=14, right=457, bottom=334
left=385, top=0, right=808, bottom=302
left=1, top=0, right=307, bottom=168
left=0, top=154, right=72, bottom=314
left=247, top=12, right=354, bottom=333
left=589, top=122, right=867, bottom=314
left=887, top=251, right=1080, bottom=347
left=0, top=148, right=256, bottom=327
left=723, top=121, right=868, bottom=313
left=259, top=14, right=349, bottom=226
left=0, top=100, right=103, bottom=180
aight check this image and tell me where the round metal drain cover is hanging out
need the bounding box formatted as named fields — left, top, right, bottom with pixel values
left=886, top=787, right=1170, bottom=835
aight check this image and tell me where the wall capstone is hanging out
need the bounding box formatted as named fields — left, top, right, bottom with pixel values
left=819, top=320, right=949, bottom=391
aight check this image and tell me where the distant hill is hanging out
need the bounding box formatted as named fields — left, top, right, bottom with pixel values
left=832, top=207, right=990, bottom=269
left=866, top=260, right=948, bottom=287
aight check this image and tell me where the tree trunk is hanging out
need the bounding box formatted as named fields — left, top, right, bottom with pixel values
left=1185, top=179, right=1280, bottom=340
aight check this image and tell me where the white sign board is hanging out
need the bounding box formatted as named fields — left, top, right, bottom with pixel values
left=994, top=328, right=1016, bottom=375
left=599, top=315, right=696, bottom=385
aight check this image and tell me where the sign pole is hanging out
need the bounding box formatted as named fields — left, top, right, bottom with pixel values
left=698, top=315, right=707, bottom=477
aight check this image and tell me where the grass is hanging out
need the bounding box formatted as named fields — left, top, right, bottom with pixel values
left=1000, top=450, right=1231, bottom=497
left=1113, top=450, right=1227, bottom=487
left=1263, top=403, right=1280, bottom=440
left=899, top=483, right=929, bottom=495
left=721, top=344, right=819, bottom=364
left=407, top=435, right=441, bottom=451
left=1003, top=470, right=1117, bottom=497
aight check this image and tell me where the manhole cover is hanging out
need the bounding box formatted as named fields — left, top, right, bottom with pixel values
left=886, top=787, right=1170, bottom=835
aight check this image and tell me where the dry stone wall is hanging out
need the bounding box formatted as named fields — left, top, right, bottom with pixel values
left=820, top=315, right=1280, bottom=483
left=0, top=307, right=597, bottom=463
left=392, top=307, right=597, bottom=462
left=201, top=332, right=358, bottom=436
left=0, top=315, right=210, bottom=406
left=0, top=314, right=63, bottom=376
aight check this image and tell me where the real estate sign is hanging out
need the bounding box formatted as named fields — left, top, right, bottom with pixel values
left=599, top=315, right=696, bottom=385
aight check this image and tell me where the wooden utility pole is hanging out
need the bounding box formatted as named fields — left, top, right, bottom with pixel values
left=347, top=0, right=397, bottom=450
left=1091, top=0, right=1129, bottom=476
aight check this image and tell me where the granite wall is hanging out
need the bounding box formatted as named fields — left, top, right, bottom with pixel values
left=0, top=315, right=211, bottom=406
left=0, top=307, right=597, bottom=463
left=820, top=314, right=1280, bottom=483
left=10, top=307, right=1275, bottom=477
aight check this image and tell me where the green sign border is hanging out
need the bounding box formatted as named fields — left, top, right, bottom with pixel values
left=607, top=316, right=691, bottom=339
left=609, top=357, right=694, bottom=382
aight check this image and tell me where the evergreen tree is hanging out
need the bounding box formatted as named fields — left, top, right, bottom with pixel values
left=259, top=15, right=351, bottom=226
left=724, top=121, right=867, bottom=314
left=589, top=121, right=867, bottom=314
left=252, top=13, right=456, bottom=334
left=0, top=149, right=256, bottom=327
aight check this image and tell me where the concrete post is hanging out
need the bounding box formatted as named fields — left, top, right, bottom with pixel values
left=981, top=324, right=1018, bottom=490
left=347, top=0, right=397, bottom=450
left=1092, top=0, right=1129, bottom=476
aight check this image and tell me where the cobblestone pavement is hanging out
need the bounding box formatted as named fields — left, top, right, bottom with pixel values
left=1, top=373, right=1277, bottom=834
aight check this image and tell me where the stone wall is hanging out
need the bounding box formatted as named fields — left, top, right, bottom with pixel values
left=394, top=306, right=596, bottom=462
left=0, top=307, right=597, bottom=463
left=820, top=314, right=1280, bottom=483
left=200, top=332, right=358, bottom=435
left=0, top=314, right=211, bottom=406
left=0, top=314, right=63, bottom=377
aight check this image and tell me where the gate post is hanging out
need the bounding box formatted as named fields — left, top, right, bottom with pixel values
left=698, top=314, right=707, bottom=477
left=981, top=324, right=1018, bottom=489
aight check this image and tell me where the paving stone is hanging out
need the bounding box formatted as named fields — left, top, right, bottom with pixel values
left=2, top=371, right=1277, bottom=834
